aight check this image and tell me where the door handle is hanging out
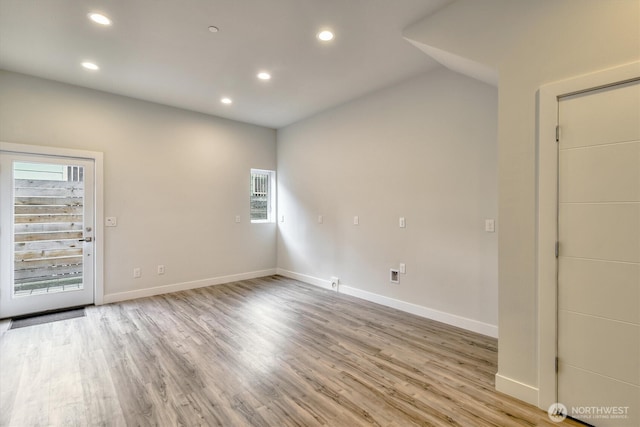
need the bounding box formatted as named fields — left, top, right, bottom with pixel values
left=78, top=237, right=93, bottom=242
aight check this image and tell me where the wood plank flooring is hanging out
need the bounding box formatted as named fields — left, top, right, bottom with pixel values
left=0, top=276, right=582, bottom=426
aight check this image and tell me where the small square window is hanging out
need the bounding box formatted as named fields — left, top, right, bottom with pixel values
left=250, top=169, right=275, bottom=223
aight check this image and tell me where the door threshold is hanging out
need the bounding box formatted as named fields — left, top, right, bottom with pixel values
left=9, top=305, right=89, bottom=329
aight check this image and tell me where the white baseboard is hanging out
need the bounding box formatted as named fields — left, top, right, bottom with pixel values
left=276, top=268, right=335, bottom=291
left=276, top=269, right=498, bottom=338
left=340, top=285, right=498, bottom=338
left=102, top=268, right=277, bottom=304
left=495, top=373, right=539, bottom=406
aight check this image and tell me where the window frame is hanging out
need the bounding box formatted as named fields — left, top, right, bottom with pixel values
left=250, top=168, right=276, bottom=224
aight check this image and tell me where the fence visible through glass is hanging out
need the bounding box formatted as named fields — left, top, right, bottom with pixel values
left=13, top=162, right=85, bottom=296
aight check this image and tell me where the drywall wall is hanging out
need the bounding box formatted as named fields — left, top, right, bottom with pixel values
left=404, top=0, right=640, bottom=405
left=0, top=70, right=277, bottom=300
left=277, top=67, right=498, bottom=335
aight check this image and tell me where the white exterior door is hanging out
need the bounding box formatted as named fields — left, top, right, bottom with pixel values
left=0, top=152, right=95, bottom=318
left=557, top=80, right=639, bottom=426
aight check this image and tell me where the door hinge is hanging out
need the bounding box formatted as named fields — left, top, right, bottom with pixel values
left=555, top=357, right=559, bottom=373
left=555, top=241, right=559, bottom=258
left=555, top=125, right=560, bottom=142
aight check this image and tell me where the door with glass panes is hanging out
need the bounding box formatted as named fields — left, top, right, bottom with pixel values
left=0, top=153, right=95, bottom=318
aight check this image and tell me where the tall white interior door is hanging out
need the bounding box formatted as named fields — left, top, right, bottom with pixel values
left=0, top=152, right=95, bottom=318
left=557, top=80, right=639, bottom=426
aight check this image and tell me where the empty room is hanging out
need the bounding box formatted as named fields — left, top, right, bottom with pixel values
left=0, top=0, right=638, bottom=426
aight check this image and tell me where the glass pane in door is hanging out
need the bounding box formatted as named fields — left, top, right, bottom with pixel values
left=13, top=161, right=85, bottom=296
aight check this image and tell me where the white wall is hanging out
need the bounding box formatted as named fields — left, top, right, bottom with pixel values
left=0, top=70, right=277, bottom=301
left=404, top=0, right=640, bottom=405
left=277, top=67, right=498, bottom=335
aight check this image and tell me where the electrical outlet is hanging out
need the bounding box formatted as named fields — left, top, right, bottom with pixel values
left=485, top=219, right=496, bottom=232
left=399, top=263, right=406, bottom=274
left=399, top=217, right=406, bottom=228
left=105, top=217, right=117, bottom=227
left=157, top=265, right=165, bottom=275
left=330, top=276, right=339, bottom=291
left=390, top=269, right=399, bottom=283
left=235, top=215, right=241, bottom=223
left=353, top=215, right=359, bottom=225
left=133, top=267, right=141, bottom=278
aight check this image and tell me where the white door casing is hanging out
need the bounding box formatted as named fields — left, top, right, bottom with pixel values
left=557, top=80, right=639, bottom=426
left=0, top=142, right=104, bottom=318
left=538, top=63, right=640, bottom=411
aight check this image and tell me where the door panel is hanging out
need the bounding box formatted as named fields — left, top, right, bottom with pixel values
left=559, top=257, right=639, bottom=324
left=559, top=310, right=639, bottom=385
left=559, top=80, right=640, bottom=149
left=0, top=154, right=94, bottom=318
left=559, top=141, right=639, bottom=203
left=558, top=365, right=639, bottom=423
left=557, top=80, right=640, bottom=426
left=559, top=203, right=639, bottom=262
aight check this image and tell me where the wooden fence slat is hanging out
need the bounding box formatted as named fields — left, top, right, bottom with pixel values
left=14, top=223, right=83, bottom=233
left=15, top=187, right=83, bottom=197
left=14, top=231, right=83, bottom=243
left=14, top=264, right=83, bottom=280
left=14, top=196, right=83, bottom=206
left=14, top=248, right=83, bottom=261
left=14, top=179, right=83, bottom=189
left=15, top=239, right=84, bottom=252
left=14, top=214, right=83, bottom=224
left=14, top=256, right=83, bottom=271
left=14, top=205, right=83, bottom=215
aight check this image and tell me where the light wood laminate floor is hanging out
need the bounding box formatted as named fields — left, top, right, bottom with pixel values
left=0, top=276, right=582, bottom=426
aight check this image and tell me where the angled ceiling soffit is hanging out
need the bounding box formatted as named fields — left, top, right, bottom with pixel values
left=403, top=39, right=498, bottom=86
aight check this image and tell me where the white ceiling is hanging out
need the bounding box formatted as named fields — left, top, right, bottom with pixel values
left=0, top=0, right=451, bottom=129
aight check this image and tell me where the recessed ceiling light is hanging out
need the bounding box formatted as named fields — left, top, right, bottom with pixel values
left=208, top=26, right=219, bottom=33
left=317, top=30, right=334, bottom=41
left=88, top=13, right=111, bottom=26
left=81, top=62, right=99, bottom=71
left=221, top=97, right=232, bottom=104
left=257, top=72, right=271, bottom=80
